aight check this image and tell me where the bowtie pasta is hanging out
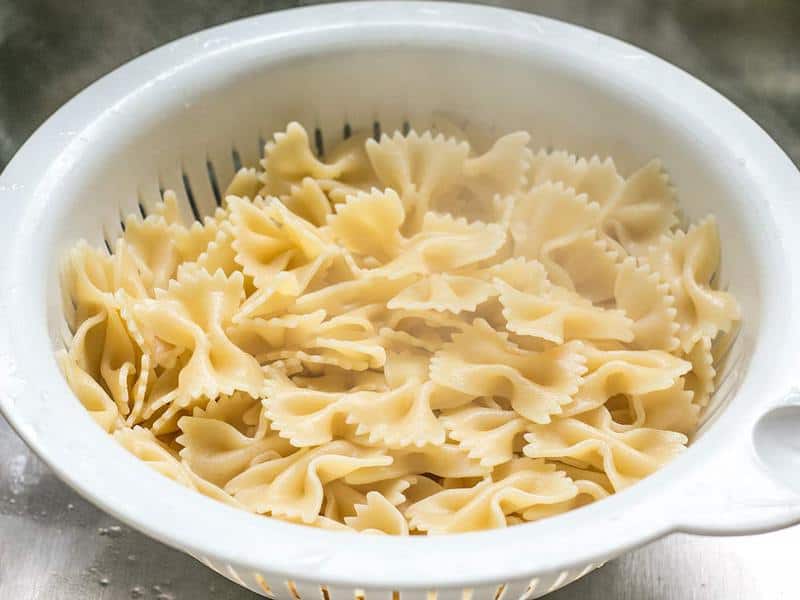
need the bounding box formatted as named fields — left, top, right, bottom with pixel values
left=58, top=121, right=741, bottom=535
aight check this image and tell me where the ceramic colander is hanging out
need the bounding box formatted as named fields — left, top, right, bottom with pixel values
left=2, top=3, right=800, bottom=598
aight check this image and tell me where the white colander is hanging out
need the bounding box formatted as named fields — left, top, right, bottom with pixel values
left=2, top=2, right=800, bottom=598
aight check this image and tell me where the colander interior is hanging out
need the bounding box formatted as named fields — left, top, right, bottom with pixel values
left=47, top=41, right=758, bottom=434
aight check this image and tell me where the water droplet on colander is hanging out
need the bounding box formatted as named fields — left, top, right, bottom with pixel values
left=67, top=503, right=74, bottom=510
left=99, top=577, right=110, bottom=586
left=127, top=554, right=137, bottom=562
left=156, top=594, right=174, bottom=600
left=153, top=584, right=162, bottom=592
left=97, top=527, right=107, bottom=535
left=130, top=586, right=145, bottom=598
left=106, top=525, right=124, bottom=538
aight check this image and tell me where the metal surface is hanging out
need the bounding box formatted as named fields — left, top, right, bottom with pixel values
left=1, top=1, right=799, bottom=598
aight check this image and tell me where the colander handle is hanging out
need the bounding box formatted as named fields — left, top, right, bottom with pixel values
left=667, top=391, right=800, bottom=536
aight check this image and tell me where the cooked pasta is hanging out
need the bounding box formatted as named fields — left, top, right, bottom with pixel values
left=58, top=122, right=741, bottom=534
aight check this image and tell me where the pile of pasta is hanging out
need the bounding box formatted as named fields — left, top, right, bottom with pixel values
left=59, top=122, right=741, bottom=534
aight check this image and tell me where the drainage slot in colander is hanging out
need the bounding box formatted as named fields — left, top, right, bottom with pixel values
left=205, top=159, right=222, bottom=206
left=286, top=580, right=301, bottom=600
left=232, top=147, right=243, bottom=171
left=314, top=127, right=325, bottom=158
left=181, top=171, right=202, bottom=221
left=255, top=573, right=274, bottom=597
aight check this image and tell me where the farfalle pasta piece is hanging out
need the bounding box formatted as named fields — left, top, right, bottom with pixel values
left=599, top=160, right=678, bottom=253
left=463, top=131, right=532, bottom=195
left=418, top=211, right=508, bottom=269
left=344, top=491, right=410, bottom=535
left=114, top=426, right=243, bottom=508
left=68, top=310, right=109, bottom=384
left=527, top=151, right=624, bottom=206
left=324, top=131, right=381, bottom=190
left=225, top=167, right=261, bottom=199
left=99, top=308, right=146, bottom=416
left=645, top=217, right=740, bottom=351
left=347, top=380, right=446, bottom=449
left=382, top=348, right=430, bottom=388
left=684, top=336, right=716, bottom=408
left=520, top=463, right=611, bottom=522
left=127, top=354, right=183, bottom=428
left=371, top=212, right=507, bottom=278
left=345, top=443, right=489, bottom=484
left=229, top=195, right=331, bottom=290
left=266, top=374, right=443, bottom=449
left=130, top=267, right=264, bottom=404
left=280, top=177, right=333, bottom=227
left=406, top=458, right=578, bottom=533
left=388, top=273, right=496, bottom=314
left=523, top=407, right=687, bottom=491
left=435, top=132, right=532, bottom=223
left=562, top=344, right=691, bottom=416
left=613, top=257, right=679, bottom=352
left=194, top=391, right=262, bottom=435
left=57, top=349, right=122, bottom=432
left=292, top=272, right=417, bottom=315
left=495, top=278, right=634, bottom=344
left=264, top=374, right=365, bottom=447
left=227, top=310, right=328, bottom=359
left=117, top=288, right=186, bottom=371
left=123, top=192, right=221, bottom=293
left=194, top=227, right=239, bottom=277
left=176, top=411, right=294, bottom=487
left=440, top=405, right=529, bottom=468
left=322, top=477, right=413, bottom=523
left=261, top=122, right=363, bottom=195
left=294, top=307, right=387, bottom=371
left=365, top=130, right=470, bottom=231
left=430, top=319, right=586, bottom=423
left=65, top=240, right=151, bottom=324
left=547, top=231, right=623, bottom=303
left=510, top=182, right=602, bottom=288
left=328, top=188, right=404, bottom=261
left=224, top=440, right=392, bottom=522
left=386, top=306, right=471, bottom=338
left=620, top=378, right=700, bottom=436
left=236, top=253, right=334, bottom=321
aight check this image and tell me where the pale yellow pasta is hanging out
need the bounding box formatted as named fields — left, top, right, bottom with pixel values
left=344, top=491, right=410, bottom=535
left=59, top=122, right=740, bottom=534
left=644, top=216, right=741, bottom=352
left=406, top=458, right=577, bottom=533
